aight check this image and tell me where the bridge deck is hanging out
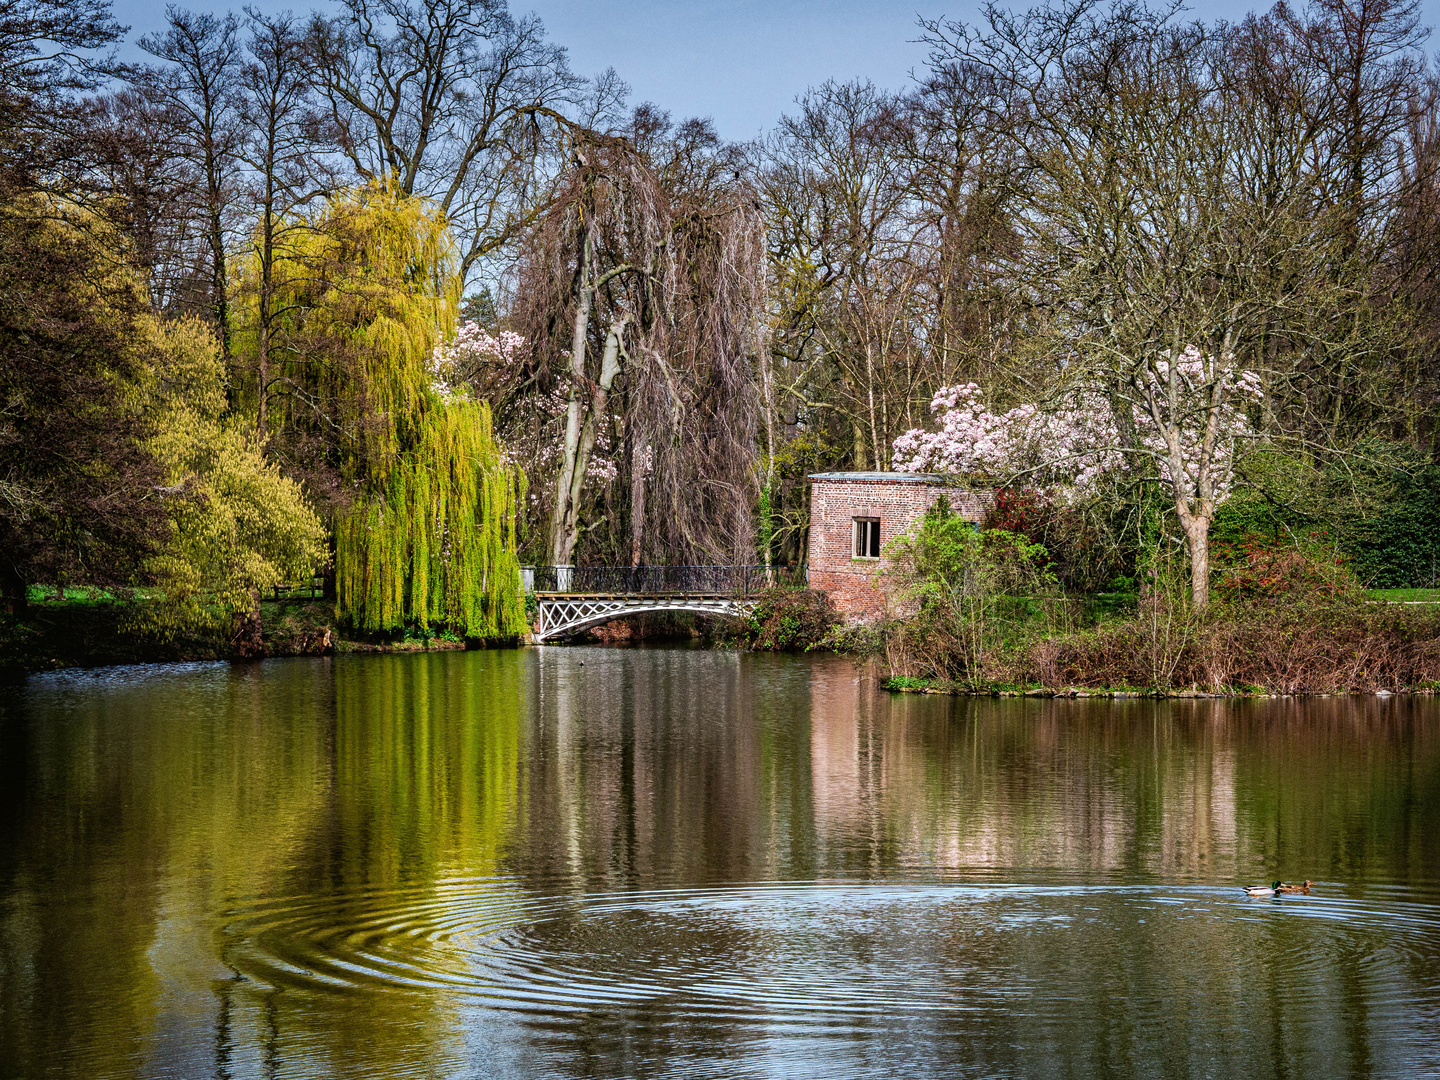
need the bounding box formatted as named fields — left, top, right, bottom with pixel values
left=533, top=592, right=739, bottom=600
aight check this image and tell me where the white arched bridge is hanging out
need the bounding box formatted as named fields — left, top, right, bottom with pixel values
left=526, top=565, right=800, bottom=642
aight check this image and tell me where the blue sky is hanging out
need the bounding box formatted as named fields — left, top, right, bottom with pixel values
left=112, top=0, right=1440, bottom=140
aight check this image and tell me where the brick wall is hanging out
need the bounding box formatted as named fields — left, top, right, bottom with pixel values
left=806, top=474, right=991, bottom=623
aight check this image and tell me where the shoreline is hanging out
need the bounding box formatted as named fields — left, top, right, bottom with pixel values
left=8, top=636, right=1438, bottom=702
left=884, top=681, right=1436, bottom=699
left=1, top=635, right=517, bottom=677
left=0, top=594, right=527, bottom=676
left=8, top=595, right=1440, bottom=700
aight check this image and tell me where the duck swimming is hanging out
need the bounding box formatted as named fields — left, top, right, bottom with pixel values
left=1243, top=881, right=1282, bottom=897
left=1278, top=880, right=1313, bottom=894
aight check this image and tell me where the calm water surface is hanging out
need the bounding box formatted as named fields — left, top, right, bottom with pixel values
left=2, top=647, right=1439, bottom=1078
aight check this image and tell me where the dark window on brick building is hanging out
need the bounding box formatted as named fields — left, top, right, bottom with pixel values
left=853, top=517, right=881, bottom=559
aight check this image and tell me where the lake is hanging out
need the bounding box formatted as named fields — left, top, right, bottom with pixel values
left=2, top=647, right=1438, bottom=1077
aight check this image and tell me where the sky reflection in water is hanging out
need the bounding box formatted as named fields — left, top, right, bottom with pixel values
left=2, top=647, right=1438, bottom=1077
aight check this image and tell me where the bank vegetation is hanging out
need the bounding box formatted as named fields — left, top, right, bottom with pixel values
left=866, top=498, right=1440, bottom=696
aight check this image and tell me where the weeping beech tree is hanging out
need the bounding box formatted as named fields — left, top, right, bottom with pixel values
left=234, top=179, right=526, bottom=637
left=510, top=109, right=765, bottom=567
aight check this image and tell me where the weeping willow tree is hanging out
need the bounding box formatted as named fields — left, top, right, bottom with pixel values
left=334, top=400, right=525, bottom=636
left=233, top=178, right=526, bottom=638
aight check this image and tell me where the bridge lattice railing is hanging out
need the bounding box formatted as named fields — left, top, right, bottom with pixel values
left=527, top=564, right=806, bottom=595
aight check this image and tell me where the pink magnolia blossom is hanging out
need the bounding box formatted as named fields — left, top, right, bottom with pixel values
left=431, top=320, right=625, bottom=488
left=893, top=348, right=1262, bottom=503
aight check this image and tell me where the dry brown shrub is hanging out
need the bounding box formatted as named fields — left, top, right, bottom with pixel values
left=1016, top=600, right=1440, bottom=693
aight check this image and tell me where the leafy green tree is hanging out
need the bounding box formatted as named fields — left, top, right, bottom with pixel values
left=0, top=200, right=167, bottom=615
left=137, top=315, right=326, bottom=646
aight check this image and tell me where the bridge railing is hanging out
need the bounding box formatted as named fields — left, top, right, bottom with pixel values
left=527, top=564, right=806, bottom=595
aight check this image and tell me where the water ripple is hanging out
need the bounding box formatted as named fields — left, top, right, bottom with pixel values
left=220, top=879, right=1440, bottom=1022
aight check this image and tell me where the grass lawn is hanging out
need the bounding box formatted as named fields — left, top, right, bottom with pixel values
left=1366, top=588, right=1440, bottom=604
left=25, top=585, right=165, bottom=605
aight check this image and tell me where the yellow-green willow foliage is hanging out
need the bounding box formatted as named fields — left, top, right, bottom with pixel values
left=233, top=178, right=526, bottom=639
left=336, top=400, right=525, bottom=636
left=139, top=316, right=327, bottom=636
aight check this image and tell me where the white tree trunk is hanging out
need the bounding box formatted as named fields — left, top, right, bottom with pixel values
left=548, top=229, right=593, bottom=565
left=549, top=314, right=627, bottom=566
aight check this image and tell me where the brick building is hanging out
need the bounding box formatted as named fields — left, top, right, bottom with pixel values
left=806, top=472, right=992, bottom=623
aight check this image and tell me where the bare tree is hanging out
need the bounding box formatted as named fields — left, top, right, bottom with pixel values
left=138, top=7, right=243, bottom=349
left=921, top=0, right=1367, bottom=609
left=236, top=8, right=327, bottom=436
left=762, top=81, right=925, bottom=473
left=307, top=0, right=578, bottom=282
left=82, top=87, right=198, bottom=312
left=1391, top=76, right=1440, bottom=443
left=0, top=0, right=123, bottom=196
left=903, top=61, right=1024, bottom=391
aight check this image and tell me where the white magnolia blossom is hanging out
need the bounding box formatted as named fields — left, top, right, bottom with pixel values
left=428, top=321, right=526, bottom=400
left=893, top=347, right=1263, bottom=502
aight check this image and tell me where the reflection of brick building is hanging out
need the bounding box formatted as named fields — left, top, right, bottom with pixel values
left=806, top=472, right=991, bottom=623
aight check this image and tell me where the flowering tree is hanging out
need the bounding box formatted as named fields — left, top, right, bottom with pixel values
left=893, top=384, right=1123, bottom=490
left=909, top=1, right=1351, bottom=610
left=429, top=322, right=526, bottom=399
left=894, top=348, right=1265, bottom=608
left=429, top=320, right=620, bottom=488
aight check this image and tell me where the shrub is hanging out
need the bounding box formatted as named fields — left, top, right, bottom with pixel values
left=986, top=487, right=1114, bottom=593
left=1218, top=445, right=1440, bottom=589
left=884, top=497, right=1068, bottom=688
left=742, top=589, right=838, bottom=651
left=1021, top=600, right=1440, bottom=694
left=1213, top=535, right=1360, bottom=604
left=881, top=674, right=934, bottom=691
left=1343, top=465, right=1440, bottom=587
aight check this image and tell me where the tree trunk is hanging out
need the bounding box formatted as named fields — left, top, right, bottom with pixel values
left=758, top=341, right=779, bottom=575
left=256, top=310, right=270, bottom=436
left=1181, top=513, right=1212, bottom=613
left=256, top=201, right=273, bottom=438
left=549, top=310, right=627, bottom=567
left=1, top=561, right=29, bottom=620
left=231, top=589, right=264, bottom=658
left=629, top=437, right=646, bottom=567
left=210, top=201, right=229, bottom=359
left=865, top=343, right=883, bottom=471
left=554, top=319, right=626, bottom=565
left=322, top=530, right=338, bottom=602
left=548, top=228, right=593, bottom=565
left=205, top=129, right=230, bottom=359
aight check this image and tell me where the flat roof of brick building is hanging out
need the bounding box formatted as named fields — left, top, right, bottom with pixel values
left=807, top=472, right=951, bottom=482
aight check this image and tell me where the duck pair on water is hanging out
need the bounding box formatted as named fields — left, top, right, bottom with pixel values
left=1243, top=880, right=1313, bottom=897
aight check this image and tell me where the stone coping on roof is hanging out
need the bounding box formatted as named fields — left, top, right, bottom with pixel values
left=807, top=471, right=964, bottom=482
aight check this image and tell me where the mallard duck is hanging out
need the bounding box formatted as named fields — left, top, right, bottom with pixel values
left=1243, top=880, right=1282, bottom=897
left=1278, top=879, right=1313, bottom=894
